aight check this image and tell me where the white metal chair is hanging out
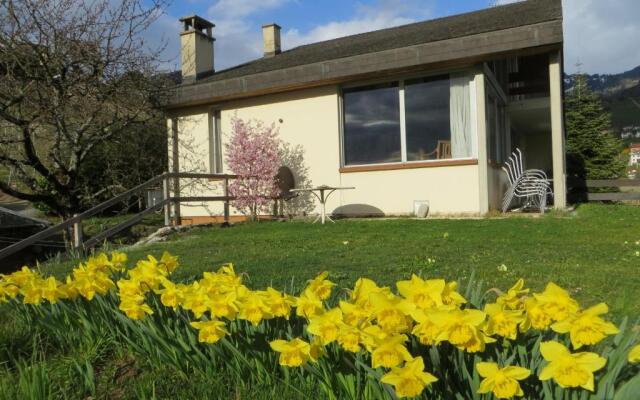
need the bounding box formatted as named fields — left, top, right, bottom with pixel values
left=502, top=149, right=553, bottom=213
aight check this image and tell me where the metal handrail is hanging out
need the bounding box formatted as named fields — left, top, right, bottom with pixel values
left=0, top=172, right=237, bottom=262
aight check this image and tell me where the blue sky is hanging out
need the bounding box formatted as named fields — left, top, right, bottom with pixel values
left=147, top=0, right=640, bottom=75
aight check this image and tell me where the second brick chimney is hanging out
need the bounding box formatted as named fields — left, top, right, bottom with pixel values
left=262, top=23, right=281, bottom=57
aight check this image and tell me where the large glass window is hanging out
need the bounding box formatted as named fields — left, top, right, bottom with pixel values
left=343, top=83, right=401, bottom=165
left=405, top=75, right=451, bottom=161
left=342, top=73, right=473, bottom=166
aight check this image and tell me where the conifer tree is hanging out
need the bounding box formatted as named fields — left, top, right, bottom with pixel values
left=565, top=74, right=626, bottom=179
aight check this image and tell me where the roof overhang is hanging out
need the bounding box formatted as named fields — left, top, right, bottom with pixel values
left=165, top=20, right=563, bottom=110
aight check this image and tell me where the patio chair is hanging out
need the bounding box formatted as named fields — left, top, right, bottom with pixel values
left=502, top=149, right=553, bottom=213
left=425, top=140, right=452, bottom=160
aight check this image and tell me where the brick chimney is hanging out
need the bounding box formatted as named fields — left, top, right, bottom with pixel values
left=179, top=15, right=215, bottom=82
left=262, top=23, right=281, bottom=57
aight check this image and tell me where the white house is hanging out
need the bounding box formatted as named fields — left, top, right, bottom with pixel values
left=164, top=0, right=567, bottom=224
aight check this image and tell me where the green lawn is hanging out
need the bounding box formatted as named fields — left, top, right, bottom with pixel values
left=48, top=203, right=640, bottom=319
left=3, top=203, right=640, bottom=399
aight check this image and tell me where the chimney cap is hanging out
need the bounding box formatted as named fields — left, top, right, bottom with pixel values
left=180, top=15, right=215, bottom=31
left=262, top=23, right=282, bottom=29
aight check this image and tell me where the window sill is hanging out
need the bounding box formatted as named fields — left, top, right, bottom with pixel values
left=339, top=159, right=478, bottom=173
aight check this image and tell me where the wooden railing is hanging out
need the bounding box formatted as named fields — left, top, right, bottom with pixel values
left=0, top=172, right=236, bottom=262
left=567, top=178, right=640, bottom=202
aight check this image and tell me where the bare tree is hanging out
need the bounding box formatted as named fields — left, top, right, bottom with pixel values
left=0, top=0, right=170, bottom=217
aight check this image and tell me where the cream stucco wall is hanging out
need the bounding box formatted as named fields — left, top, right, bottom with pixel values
left=169, top=84, right=484, bottom=219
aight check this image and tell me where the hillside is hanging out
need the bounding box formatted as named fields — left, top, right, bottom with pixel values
left=565, top=66, right=640, bottom=137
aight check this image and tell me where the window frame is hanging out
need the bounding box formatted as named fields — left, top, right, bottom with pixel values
left=339, top=68, right=477, bottom=169
left=208, top=109, right=223, bottom=173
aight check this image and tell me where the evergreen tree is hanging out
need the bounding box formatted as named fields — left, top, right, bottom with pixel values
left=565, top=74, right=626, bottom=179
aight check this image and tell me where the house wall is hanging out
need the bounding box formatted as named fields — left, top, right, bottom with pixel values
left=168, top=84, right=484, bottom=221
left=487, top=165, right=509, bottom=211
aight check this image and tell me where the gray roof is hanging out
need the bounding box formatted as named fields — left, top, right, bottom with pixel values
left=187, top=0, right=562, bottom=86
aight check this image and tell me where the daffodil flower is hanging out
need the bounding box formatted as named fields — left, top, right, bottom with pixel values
left=539, top=341, right=606, bottom=391
left=476, top=362, right=530, bottom=398
left=305, top=271, right=335, bottom=300
left=534, top=283, right=580, bottom=322
left=484, top=303, right=525, bottom=340
left=307, top=308, right=343, bottom=344
left=381, top=356, right=438, bottom=398
left=370, top=334, right=412, bottom=369
left=551, top=303, right=619, bottom=349
left=628, top=344, right=640, bottom=363
left=190, top=319, right=228, bottom=344
left=269, top=338, right=313, bottom=367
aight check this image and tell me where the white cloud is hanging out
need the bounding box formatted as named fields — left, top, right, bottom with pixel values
left=283, top=0, right=429, bottom=49
left=563, top=0, right=640, bottom=74
left=208, top=0, right=291, bottom=19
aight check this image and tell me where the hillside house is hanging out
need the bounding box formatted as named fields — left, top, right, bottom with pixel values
left=164, top=0, right=566, bottom=223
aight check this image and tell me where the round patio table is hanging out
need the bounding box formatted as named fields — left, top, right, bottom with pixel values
left=290, top=185, right=355, bottom=224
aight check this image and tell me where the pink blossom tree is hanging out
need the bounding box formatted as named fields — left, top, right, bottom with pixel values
left=225, top=118, right=282, bottom=220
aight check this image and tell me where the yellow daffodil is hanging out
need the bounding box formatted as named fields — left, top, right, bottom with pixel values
left=118, top=279, right=143, bottom=297
left=350, top=278, right=391, bottom=308
left=128, top=256, right=165, bottom=291
left=337, top=324, right=366, bottom=353
left=305, top=271, right=335, bottom=300
left=307, top=308, right=343, bottom=344
left=496, top=279, right=529, bottom=310
left=476, top=362, right=530, bottom=399
left=371, top=334, right=412, bottom=369
left=295, top=291, right=324, bottom=319
left=155, top=279, right=184, bottom=309
left=57, top=276, right=79, bottom=301
left=71, top=264, right=115, bottom=300
left=21, top=281, right=45, bottom=305
left=159, top=251, right=179, bottom=274
left=7, top=266, right=40, bottom=286
left=551, top=303, right=619, bottom=349
left=119, top=295, right=153, bottom=320
left=237, top=290, right=272, bottom=326
left=109, top=252, right=128, bottom=272
left=430, top=309, right=495, bottom=353
left=522, top=297, right=553, bottom=331
left=208, top=290, right=240, bottom=320
left=269, top=338, right=313, bottom=367
left=410, top=309, right=440, bottom=345
left=369, top=292, right=414, bottom=334
left=441, top=281, right=467, bottom=307
left=339, top=300, right=371, bottom=327
left=628, top=344, right=640, bottom=363
left=40, top=277, right=64, bottom=304
left=361, top=325, right=390, bottom=352
left=259, top=287, right=295, bottom=319
left=380, top=356, right=438, bottom=398
left=539, top=341, right=606, bottom=391
left=396, top=275, right=445, bottom=310
left=534, top=283, right=579, bottom=322
left=0, top=276, right=19, bottom=303
left=190, top=319, right=228, bottom=344
left=181, top=283, right=210, bottom=319
left=484, top=303, right=525, bottom=340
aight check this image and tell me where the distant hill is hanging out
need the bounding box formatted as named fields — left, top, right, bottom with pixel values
left=564, top=66, right=640, bottom=138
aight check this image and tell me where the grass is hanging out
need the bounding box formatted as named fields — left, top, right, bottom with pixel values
left=47, top=203, right=640, bottom=319
left=3, top=203, right=640, bottom=398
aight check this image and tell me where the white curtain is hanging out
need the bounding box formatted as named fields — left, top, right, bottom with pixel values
left=450, top=74, right=472, bottom=158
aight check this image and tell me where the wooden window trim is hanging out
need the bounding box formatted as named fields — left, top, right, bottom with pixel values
left=339, top=158, right=478, bottom=173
